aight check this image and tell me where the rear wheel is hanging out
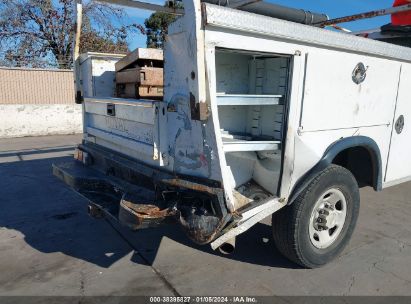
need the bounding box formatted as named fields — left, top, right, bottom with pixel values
left=272, top=165, right=360, bottom=268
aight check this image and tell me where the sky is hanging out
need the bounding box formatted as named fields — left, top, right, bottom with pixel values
left=122, top=0, right=394, bottom=49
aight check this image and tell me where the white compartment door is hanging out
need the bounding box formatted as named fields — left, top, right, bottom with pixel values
left=385, top=65, right=411, bottom=183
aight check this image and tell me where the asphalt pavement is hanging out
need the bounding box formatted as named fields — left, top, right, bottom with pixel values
left=1, top=135, right=411, bottom=297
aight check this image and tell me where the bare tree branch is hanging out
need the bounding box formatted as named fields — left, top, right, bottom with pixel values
left=0, top=0, right=142, bottom=69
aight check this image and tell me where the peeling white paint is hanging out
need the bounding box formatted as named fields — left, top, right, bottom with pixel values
left=0, top=104, right=83, bottom=138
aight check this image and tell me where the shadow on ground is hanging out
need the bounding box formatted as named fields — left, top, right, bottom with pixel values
left=0, top=149, right=299, bottom=271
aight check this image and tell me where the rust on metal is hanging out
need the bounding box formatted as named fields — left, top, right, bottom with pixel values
left=161, top=178, right=221, bottom=195
left=329, top=24, right=351, bottom=33
left=317, top=4, right=411, bottom=27
left=178, top=212, right=229, bottom=245
left=121, top=200, right=175, bottom=219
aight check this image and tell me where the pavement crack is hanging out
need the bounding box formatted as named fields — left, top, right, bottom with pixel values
left=80, top=270, right=85, bottom=296
left=375, top=265, right=411, bottom=285
left=344, top=275, right=355, bottom=295
left=393, top=237, right=410, bottom=252
left=367, top=255, right=411, bottom=285
left=368, top=256, right=385, bottom=273
left=105, top=218, right=182, bottom=297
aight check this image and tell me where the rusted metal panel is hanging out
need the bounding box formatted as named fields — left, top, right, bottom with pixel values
left=53, top=145, right=228, bottom=241
left=119, top=192, right=177, bottom=230
left=116, top=67, right=163, bottom=86
left=317, top=4, right=411, bottom=27
left=161, top=178, right=222, bottom=195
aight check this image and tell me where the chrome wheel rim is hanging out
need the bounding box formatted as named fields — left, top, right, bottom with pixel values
left=309, top=188, right=347, bottom=249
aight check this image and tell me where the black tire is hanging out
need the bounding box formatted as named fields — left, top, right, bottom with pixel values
left=272, top=165, right=360, bottom=268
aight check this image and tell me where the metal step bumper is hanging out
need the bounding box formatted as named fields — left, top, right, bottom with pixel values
left=52, top=143, right=230, bottom=244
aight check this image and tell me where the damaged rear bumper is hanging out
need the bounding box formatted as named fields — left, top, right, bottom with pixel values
left=53, top=143, right=230, bottom=245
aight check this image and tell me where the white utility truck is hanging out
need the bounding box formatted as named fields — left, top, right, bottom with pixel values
left=54, top=0, right=411, bottom=268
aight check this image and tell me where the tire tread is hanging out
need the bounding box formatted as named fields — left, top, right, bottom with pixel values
left=272, top=165, right=358, bottom=268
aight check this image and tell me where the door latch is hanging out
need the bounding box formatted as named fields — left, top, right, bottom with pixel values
left=395, top=115, right=405, bottom=134
left=107, top=103, right=116, bottom=116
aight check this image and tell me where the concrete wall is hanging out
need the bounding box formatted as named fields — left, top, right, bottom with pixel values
left=0, top=104, right=82, bottom=138
left=0, top=67, right=83, bottom=138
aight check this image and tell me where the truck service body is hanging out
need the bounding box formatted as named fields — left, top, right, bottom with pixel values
left=54, top=0, right=411, bottom=267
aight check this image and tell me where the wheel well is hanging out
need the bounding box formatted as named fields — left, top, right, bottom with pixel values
left=332, top=146, right=376, bottom=189
left=287, top=137, right=382, bottom=205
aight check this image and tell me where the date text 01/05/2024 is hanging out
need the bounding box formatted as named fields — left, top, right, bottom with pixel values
left=149, top=297, right=258, bottom=303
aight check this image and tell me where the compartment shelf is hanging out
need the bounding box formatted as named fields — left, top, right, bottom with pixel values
left=216, top=94, right=283, bottom=106
left=222, top=137, right=281, bottom=152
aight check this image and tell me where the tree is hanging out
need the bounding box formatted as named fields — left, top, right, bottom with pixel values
left=0, top=0, right=144, bottom=69
left=144, top=1, right=182, bottom=49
